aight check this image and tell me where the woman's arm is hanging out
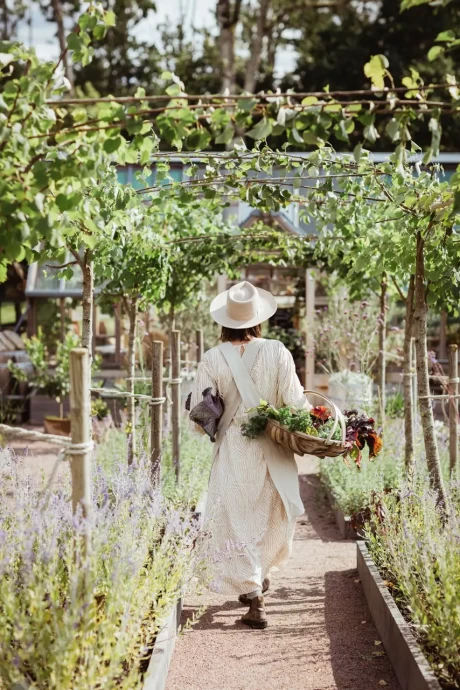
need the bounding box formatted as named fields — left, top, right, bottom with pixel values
left=278, top=344, right=312, bottom=410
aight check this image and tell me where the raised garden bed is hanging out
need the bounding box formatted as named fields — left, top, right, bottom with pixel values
left=357, top=541, right=442, bottom=690
left=326, top=487, right=362, bottom=540
left=142, top=599, right=183, bottom=690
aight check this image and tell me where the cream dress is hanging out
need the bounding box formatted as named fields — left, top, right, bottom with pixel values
left=190, top=338, right=306, bottom=596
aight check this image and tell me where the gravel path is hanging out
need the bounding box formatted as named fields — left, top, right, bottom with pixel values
left=166, top=455, right=400, bottom=690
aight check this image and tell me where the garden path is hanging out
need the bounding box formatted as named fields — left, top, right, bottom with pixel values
left=166, top=455, right=400, bottom=690
left=3, top=426, right=70, bottom=485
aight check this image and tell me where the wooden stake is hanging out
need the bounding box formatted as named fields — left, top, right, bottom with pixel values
left=439, top=311, right=448, bottom=361
left=171, top=330, right=181, bottom=481
left=304, top=268, right=315, bottom=390
left=151, top=340, right=163, bottom=485
left=126, top=297, right=138, bottom=465
left=69, top=348, right=91, bottom=551
left=449, top=344, right=458, bottom=478
left=378, top=274, right=387, bottom=422
left=196, top=329, right=204, bottom=364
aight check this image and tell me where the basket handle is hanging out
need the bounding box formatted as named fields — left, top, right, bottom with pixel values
left=303, top=390, right=346, bottom=445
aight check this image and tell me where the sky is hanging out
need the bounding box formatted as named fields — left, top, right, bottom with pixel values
left=16, top=0, right=296, bottom=77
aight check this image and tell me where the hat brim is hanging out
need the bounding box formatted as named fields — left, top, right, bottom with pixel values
left=210, top=286, right=278, bottom=328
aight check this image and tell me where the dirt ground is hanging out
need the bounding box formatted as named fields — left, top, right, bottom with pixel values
left=166, top=455, right=400, bottom=690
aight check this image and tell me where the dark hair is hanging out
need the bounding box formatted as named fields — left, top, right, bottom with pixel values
left=220, top=325, right=262, bottom=342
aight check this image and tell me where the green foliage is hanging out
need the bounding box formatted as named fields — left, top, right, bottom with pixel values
left=161, top=424, right=213, bottom=508
left=241, top=400, right=342, bottom=440
left=320, top=419, right=406, bottom=515
left=385, top=390, right=405, bottom=418
left=8, top=331, right=100, bottom=403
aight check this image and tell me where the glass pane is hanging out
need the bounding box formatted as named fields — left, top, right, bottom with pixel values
left=34, top=264, right=61, bottom=292
left=63, top=267, right=83, bottom=292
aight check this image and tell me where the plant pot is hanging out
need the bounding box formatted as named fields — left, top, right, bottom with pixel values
left=44, top=416, right=71, bottom=437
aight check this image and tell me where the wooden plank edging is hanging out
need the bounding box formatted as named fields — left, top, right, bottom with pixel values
left=357, top=541, right=442, bottom=690
left=142, top=598, right=182, bottom=690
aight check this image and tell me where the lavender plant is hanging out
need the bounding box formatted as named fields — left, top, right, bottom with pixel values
left=0, top=447, right=213, bottom=690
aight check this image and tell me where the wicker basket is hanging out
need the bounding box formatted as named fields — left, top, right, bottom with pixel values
left=265, top=390, right=348, bottom=459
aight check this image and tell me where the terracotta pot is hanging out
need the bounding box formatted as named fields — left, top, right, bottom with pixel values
left=44, top=416, right=71, bottom=437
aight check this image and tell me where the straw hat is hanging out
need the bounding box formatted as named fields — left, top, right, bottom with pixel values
left=210, top=280, right=277, bottom=328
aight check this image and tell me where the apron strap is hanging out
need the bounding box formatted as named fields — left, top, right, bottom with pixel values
left=219, top=339, right=264, bottom=410
left=212, top=339, right=265, bottom=457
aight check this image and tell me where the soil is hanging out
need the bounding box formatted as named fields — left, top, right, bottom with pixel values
left=166, top=454, right=400, bottom=690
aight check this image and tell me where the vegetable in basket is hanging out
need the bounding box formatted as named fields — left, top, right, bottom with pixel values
left=241, top=401, right=382, bottom=467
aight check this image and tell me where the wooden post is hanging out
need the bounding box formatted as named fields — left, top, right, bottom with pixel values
left=150, top=340, right=163, bottom=485
left=196, top=329, right=204, bottom=364
left=115, top=302, right=121, bottom=366
left=378, top=274, right=387, bottom=423
left=304, top=268, right=316, bottom=390
left=92, top=300, right=97, bottom=358
left=69, top=348, right=92, bottom=552
left=171, top=330, right=181, bottom=481
left=449, top=344, right=458, bottom=478
left=411, top=337, right=417, bottom=443
left=60, top=298, right=66, bottom=341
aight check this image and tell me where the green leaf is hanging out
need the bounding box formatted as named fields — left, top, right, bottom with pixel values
left=386, top=118, right=401, bottom=142
left=353, top=143, right=363, bottom=164
left=103, top=136, right=122, bottom=153
left=363, top=54, right=389, bottom=90
left=428, top=45, right=445, bottom=62
left=215, top=124, right=235, bottom=145
left=301, top=96, right=319, bottom=107
left=435, top=30, right=456, bottom=42
left=238, top=97, right=257, bottom=112
left=246, top=117, right=273, bottom=140
left=66, top=32, right=81, bottom=51
left=105, top=10, right=116, bottom=26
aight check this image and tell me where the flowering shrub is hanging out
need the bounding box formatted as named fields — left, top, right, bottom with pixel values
left=366, top=478, right=460, bottom=687
left=314, top=286, right=381, bottom=375
left=0, top=447, right=212, bottom=690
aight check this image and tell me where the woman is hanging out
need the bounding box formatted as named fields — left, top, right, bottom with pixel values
left=190, top=281, right=308, bottom=630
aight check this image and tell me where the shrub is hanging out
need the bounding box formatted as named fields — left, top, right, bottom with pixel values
left=320, top=419, right=405, bottom=516
left=366, top=479, right=460, bottom=688
left=0, top=447, right=212, bottom=690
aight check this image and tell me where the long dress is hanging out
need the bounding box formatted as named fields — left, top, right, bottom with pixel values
left=190, top=338, right=307, bottom=596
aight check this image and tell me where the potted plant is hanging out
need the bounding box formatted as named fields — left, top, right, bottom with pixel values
left=9, top=332, right=82, bottom=436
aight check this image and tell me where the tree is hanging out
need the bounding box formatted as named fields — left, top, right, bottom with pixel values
left=73, top=0, right=160, bottom=96
left=0, top=0, right=26, bottom=40
left=281, top=0, right=460, bottom=150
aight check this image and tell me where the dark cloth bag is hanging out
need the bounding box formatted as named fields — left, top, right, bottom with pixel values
left=185, top=387, right=224, bottom=442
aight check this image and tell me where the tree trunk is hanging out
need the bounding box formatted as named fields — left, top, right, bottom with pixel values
left=403, top=274, right=415, bottom=476
left=51, top=0, right=75, bottom=93
left=127, top=297, right=138, bottom=465
left=414, top=232, right=447, bottom=504
left=216, top=0, right=241, bottom=94
left=377, top=272, right=387, bottom=424
left=243, top=0, right=271, bottom=94
left=0, top=0, right=9, bottom=40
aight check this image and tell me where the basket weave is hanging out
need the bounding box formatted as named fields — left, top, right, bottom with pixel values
left=264, top=390, right=348, bottom=459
